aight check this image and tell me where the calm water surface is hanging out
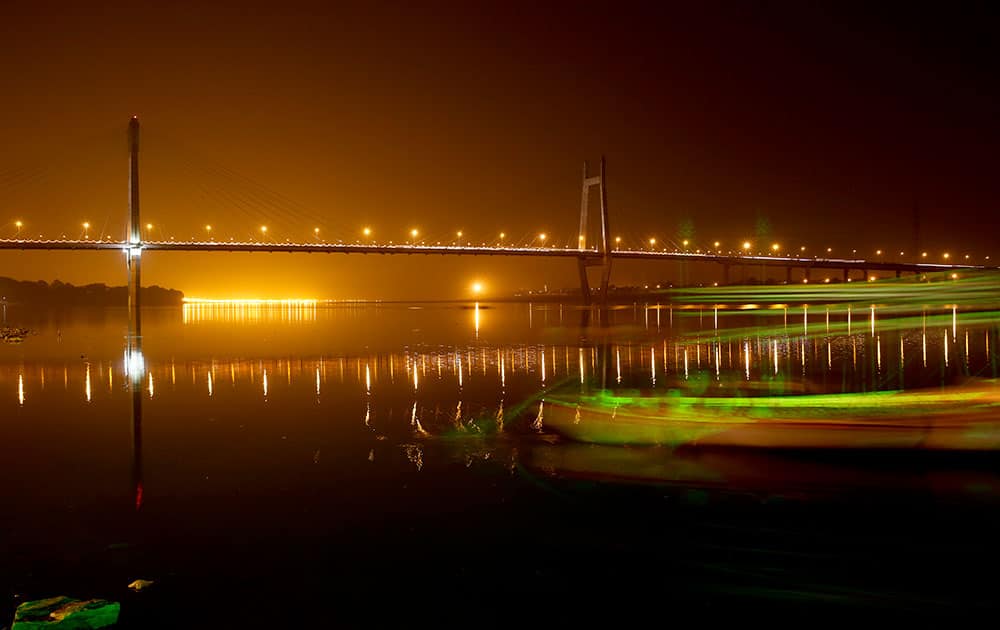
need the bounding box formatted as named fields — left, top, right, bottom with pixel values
left=3, top=299, right=1000, bottom=623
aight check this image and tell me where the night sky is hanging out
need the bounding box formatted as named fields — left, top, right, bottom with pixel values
left=1, top=1, right=998, bottom=298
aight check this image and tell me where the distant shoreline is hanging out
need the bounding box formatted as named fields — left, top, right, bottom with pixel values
left=0, top=277, right=183, bottom=307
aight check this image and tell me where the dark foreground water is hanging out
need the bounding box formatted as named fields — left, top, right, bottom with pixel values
left=2, top=297, right=1000, bottom=624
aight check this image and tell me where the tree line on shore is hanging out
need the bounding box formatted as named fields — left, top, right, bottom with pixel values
left=0, top=276, right=183, bottom=306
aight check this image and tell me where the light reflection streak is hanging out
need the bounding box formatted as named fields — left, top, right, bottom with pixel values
left=85, top=363, right=92, bottom=402
left=616, top=347, right=622, bottom=384
left=744, top=341, right=750, bottom=380
left=651, top=346, right=656, bottom=385
left=18, top=372, right=24, bottom=406
left=541, top=347, right=546, bottom=385
left=147, top=372, right=154, bottom=399
left=923, top=331, right=928, bottom=367
left=944, top=331, right=949, bottom=367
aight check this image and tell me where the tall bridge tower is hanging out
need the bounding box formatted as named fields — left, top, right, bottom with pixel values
left=577, top=157, right=612, bottom=304
left=127, top=116, right=142, bottom=337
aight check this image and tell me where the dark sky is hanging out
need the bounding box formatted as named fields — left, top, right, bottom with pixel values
left=1, top=1, right=998, bottom=298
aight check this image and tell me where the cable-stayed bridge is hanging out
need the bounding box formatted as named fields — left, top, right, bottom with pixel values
left=0, top=118, right=995, bottom=307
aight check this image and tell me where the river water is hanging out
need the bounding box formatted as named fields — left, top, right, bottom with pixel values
left=2, top=298, right=1000, bottom=622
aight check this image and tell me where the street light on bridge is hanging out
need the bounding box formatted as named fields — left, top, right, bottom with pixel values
left=362, top=227, right=372, bottom=238
left=615, top=236, right=622, bottom=250
left=83, top=222, right=90, bottom=240
left=15, top=220, right=22, bottom=238
left=205, top=225, right=213, bottom=240
left=742, top=241, right=751, bottom=252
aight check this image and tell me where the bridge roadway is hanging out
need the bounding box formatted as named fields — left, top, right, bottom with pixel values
left=0, top=239, right=993, bottom=275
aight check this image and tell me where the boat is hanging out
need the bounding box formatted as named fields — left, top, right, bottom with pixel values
left=543, top=379, right=1000, bottom=450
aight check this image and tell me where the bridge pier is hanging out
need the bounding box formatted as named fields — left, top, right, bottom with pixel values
left=577, top=257, right=591, bottom=304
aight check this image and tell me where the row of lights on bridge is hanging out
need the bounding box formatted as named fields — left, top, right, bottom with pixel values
left=4, top=220, right=990, bottom=262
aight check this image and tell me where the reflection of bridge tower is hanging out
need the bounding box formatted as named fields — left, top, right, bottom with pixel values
left=577, top=157, right=612, bottom=305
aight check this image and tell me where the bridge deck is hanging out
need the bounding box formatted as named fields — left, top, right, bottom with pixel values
left=0, top=239, right=992, bottom=273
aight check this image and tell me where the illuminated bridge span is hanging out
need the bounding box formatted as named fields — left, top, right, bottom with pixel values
left=2, top=118, right=996, bottom=312
left=0, top=237, right=989, bottom=276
